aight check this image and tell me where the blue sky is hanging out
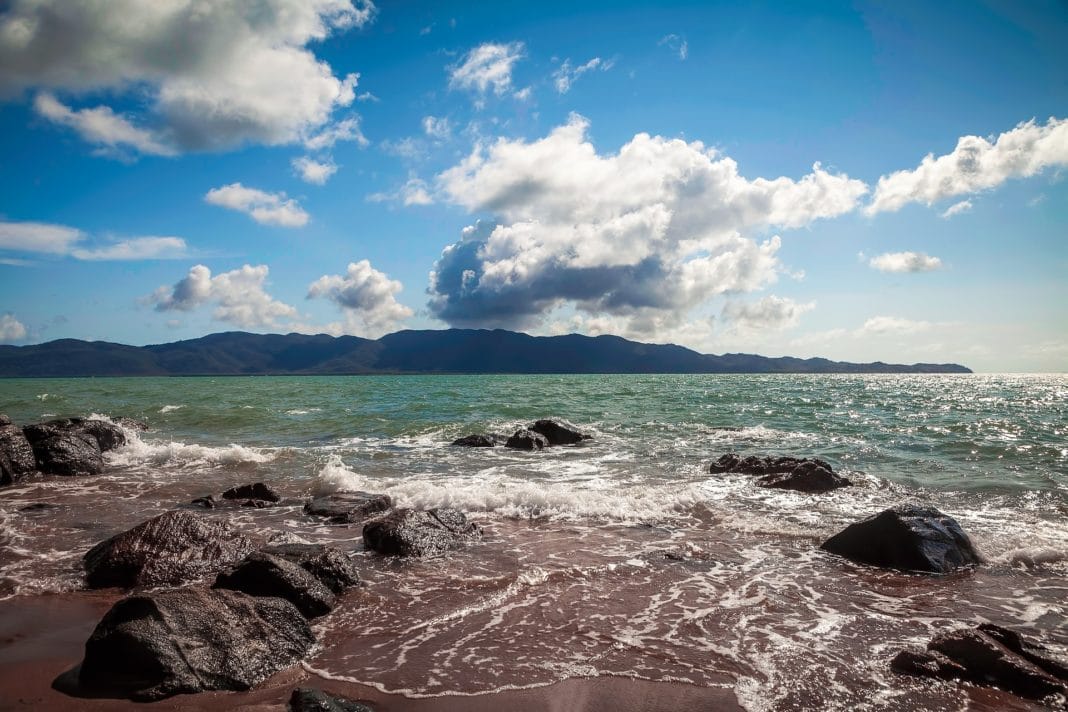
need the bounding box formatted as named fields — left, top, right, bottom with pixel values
left=0, top=0, right=1065, bottom=372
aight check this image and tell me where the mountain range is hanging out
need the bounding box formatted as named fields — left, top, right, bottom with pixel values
left=0, top=329, right=972, bottom=376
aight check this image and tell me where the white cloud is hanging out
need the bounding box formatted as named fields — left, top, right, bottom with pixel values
left=205, top=183, right=309, bottom=227
left=448, top=42, right=524, bottom=96
left=659, top=34, right=688, bottom=60
left=0, top=220, right=83, bottom=254
left=0, top=220, right=185, bottom=260
left=868, top=251, right=943, bottom=273
left=150, top=264, right=299, bottom=329
left=857, top=315, right=933, bottom=335
left=33, top=92, right=175, bottom=157
left=429, top=115, right=867, bottom=335
left=553, top=57, right=613, bottom=94
left=867, top=117, right=1068, bottom=214
left=367, top=177, right=434, bottom=206
left=721, top=296, right=815, bottom=332
left=1, top=0, right=375, bottom=153
left=303, top=116, right=368, bottom=151
left=0, top=314, right=27, bottom=343
left=71, top=236, right=187, bottom=261
left=307, top=259, right=413, bottom=336
left=940, top=199, right=973, bottom=219
left=422, top=115, right=451, bottom=140
left=292, top=156, right=338, bottom=185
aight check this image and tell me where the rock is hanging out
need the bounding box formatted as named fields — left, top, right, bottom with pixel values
left=756, top=460, right=852, bottom=493
left=214, top=552, right=335, bottom=619
left=708, top=453, right=833, bottom=476
left=83, top=510, right=256, bottom=589
left=530, top=419, right=591, bottom=445
left=289, top=688, right=375, bottom=712
left=304, top=492, right=392, bottom=524
left=78, top=588, right=314, bottom=701
left=820, top=504, right=982, bottom=573
left=23, top=417, right=126, bottom=452
left=505, top=429, right=549, bottom=450
left=363, top=508, right=481, bottom=557
left=32, top=433, right=103, bottom=476
left=451, top=434, right=500, bottom=447
left=0, top=418, right=36, bottom=485
left=18, top=502, right=58, bottom=513
left=222, top=482, right=280, bottom=503
left=190, top=495, right=216, bottom=509
left=0, top=414, right=11, bottom=426
left=113, top=417, right=148, bottom=432
left=262, top=543, right=361, bottom=593
left=891, top=624, right=1068, bottom=702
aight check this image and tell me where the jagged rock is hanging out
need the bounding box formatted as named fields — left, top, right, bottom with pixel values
left=190, top=495, right=216, bottom=509
left=78, top=588, right=314, bottom=701
left=451, top=434, right=501, bottom=447
left=756, top=460, right=852, bottom=493
left=32, top=433, right=103, bottom=476
left=0, top=417, right=36, bottom=485
left=505, top=429, right=549, bottom=450
left=289, top=688, right=375, bottom=712
left=820, top=504, right=982, bottom=573
left=530, top=419, right=591, bottom=445
left=214, top=551, right=335, bottom=619
left=23, top=417, right=126, bottom=452
left=83, top=510, right=256, bottom=589
left=363, top=508, right=481, bottom=557
left=891, top=624, right=1068, bottom=702
left=222, top=482, right=280, bottom=503
left=709, top=453, right=833, bottom=476
left=0, top=414, right=10, bottom=426
left=262, top=543, right=361, bottom=593
left=304, top=492, right=392, bottom=524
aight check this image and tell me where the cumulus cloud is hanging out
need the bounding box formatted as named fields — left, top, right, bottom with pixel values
left=867, top=117, right=1068, bottom=214
left=868, top=251, right=943, bottom=273
left=307, top=259, right=413, bottom=336
left=367, top=177, right=434, bottom=206
left=448, top=42, right=524, bottom=96
left=0, top=220, right=187, bottom=260
left=1, top=0, right=375, bottom=153
left=71, top=236, right=187, bottom=261
left=292, top=156, right=338, bottom=185
left=428, top=115, right=867, bottom=334
left=553, top=57, right=613, bottom=94
left=0, top=314, right=27, bottom=342
left=721, top=296, right=814, bottom=332
left=303, top=116, right=368, bottom=151
left=205, top=183, right=309, bottom=227
left=150, top=264, right=298, bottom=329
left=940, top=199, right=972, bottom=218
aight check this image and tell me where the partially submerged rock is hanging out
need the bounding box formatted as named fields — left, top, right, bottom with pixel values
left=820, top=504, right=982, bottom=573
left=756, top=460, right=851, bottom=493
left=190, top=495, right=216, bottom=509
left=530, top=419, right=591, bottom=446
left=709, top=453, right=833, bottom=476
left=505, top=429, right=549, bottom=450
left=261, top=543, right=361, bottom=593
left=214, top=551, right=335, bottom=619
left=289, top=688, right=375, bottom=712
left=78, top=588, right=314, bottom=701
left=451, top=433, right=502, bottom=447
left=363, top=508, right=481, bottom=557
left=0, top=416, right=36, bottom=485
left=83, top=510, right=256, bottom=589
left=222, top=482, right=280, bottom=503
left=31, top=433, right=103, bottom=476
left=304, top=491, right=392, bottom=524
left=23, top=417, right=126, bottom=453
left=891, top=623, right=1068, bottom=702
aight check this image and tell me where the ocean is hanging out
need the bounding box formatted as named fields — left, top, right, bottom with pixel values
left=1, top=374, right=1065, bottom=710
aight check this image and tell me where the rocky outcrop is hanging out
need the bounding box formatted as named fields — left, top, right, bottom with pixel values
left=709, top=453, right=833, bottom=476
left=78, top=588, right=314, bottom=701
left=222, top=482, right=280, bottom=503
left=31, top=433, right=103, bottom=476
left=289, top=688, right=375, bottom=712
left=23, top=417, right=126, bottom=452
left=531, top=419, right=591, bottom=445
left=891, top=624, right=1068, bottom=702
left=83, top=510, right=256, bottom=589
left=261, top=543, right=361, bottom=593
left=820, top=505, right=982, bottom=573
left=0, top=415, right=36, bottom=485
left=304, top=491, right=392, bottom=524
left=214, top=551, right=335, bottom=619
left=756, top=460, right=852, bottom=492
left=451, top=434, right=502, bottom=447
left=363, top=508, right=481, bottom=557
left=505, top=429, right=549, bottom=450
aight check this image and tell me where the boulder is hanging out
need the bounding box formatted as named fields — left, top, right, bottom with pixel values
left=530, top=419, right=591, bottom=445
left=451, top=434, right=500, bottom=447
left=214, top=552, right=335, bottom=619
left=505, top=429, right=549, bottom=450
left=78, top=588, right=314, bottom=701
left=363, top=508, right=481, bottom=557
left=304, top=492, right=392, bottom=524
left=190, top=495, right=216, bottom=509
left=820, top=504, right=982, bottom=573
left=289, top=688, right=375, bottom=712
left=262, top=543, right=361, bottom=593
left=222, top=482, right=280, bottom=503
left=709, top=453, right=832, bottom=476
left=83, top=510, right=256, bottom=589
left=23, top=417, right=126, bottom=452
left=891, top=624, right=1068, bottom=702
left=756, top=460, right=852, bottom=493
left=0, top=418, right=36, bottom=485
left=32, top=433, right=103, bottom=476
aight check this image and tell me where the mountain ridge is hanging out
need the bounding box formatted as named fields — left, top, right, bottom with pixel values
left=0, top=329, right=972, bottom=376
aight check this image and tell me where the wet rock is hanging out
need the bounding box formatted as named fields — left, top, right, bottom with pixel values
left=222, top=482, right=280, bottom=503
left=262, top=543, right=361, bottom=593
left=23, top=417, right=126, bottom=452
left=505, top=429, right=549, bottom=450
left=363, top=508, right=481, bottom=557
left=83, top=510, right=256, bottom=589
left=756, top=460, right=852, bottom=493
left=113, top=417, right=148, bottom=432
left=190, top=495, right=216, bottom=509
left=214, top=551, right=335, bottom=619
left=891, top=624, right=1068, bottom=702
left=289, top=687, right=375, bottom=712
left=304, top=492, right=392, bottom=524
left=820, top=504, right=982, bottom=573
left=451, top=433, right=501, bottom=447
left=530, top=419, right=591, bottom=446
left=32, top=433, right=103, bottom=476
left=18, top=502, right=58, bottom=513
left=708, top=453, right=832, bottom=476
left=78, top=588, right=314, bottom=701
left=0, top=417, right=37, bottom=485
left=0, top=414, right=10, bottom=426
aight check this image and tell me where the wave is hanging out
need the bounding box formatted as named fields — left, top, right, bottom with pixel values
left=159, top=404, right=184, bottom=414
left=91, top=415, right=276, bottom=469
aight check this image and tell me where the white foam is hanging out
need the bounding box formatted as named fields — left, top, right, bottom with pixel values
left=105, top=424, right=275, bottom=469
left=158, top=404, right=184, bottom=413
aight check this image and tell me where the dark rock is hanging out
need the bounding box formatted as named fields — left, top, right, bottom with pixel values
left=23, top=417, right=126, bottom=452
left=708, top=453, right=833, bottom=476
left=451, top=434, right=500, bottom=447
left=83, top=510, right=255, bottom=589
left=262, top=543, right=361, bottom=593
left=0, top=419, right=36, bottom=485
left=363, top=508, right=481, bottom=557
left=530, top=419, right=591, bottom=445
left=756, top=460, right=852, bottom=493
left=78, top=588, right=314, bottom=701
left=18, top=502, right=58, bottom=513
left=240, top=498, right=271, bottom=508
left=0, top=414, right=11, bottom=426
left=892, top=624, right=1068, bottom=702
left=304, top=492, right=392, bottom=524
left=222, top=482, right=280, bottom=503
left=289, top=687, right=375, bottom=712
left=820, top=504, right=982, bottom=573
left=505, top=429, right=549, bottom=450
left=214, top=552, right=335, bottom=619
left=190, top=495, right=216, bottom=509
left=32, top=433, right=103, bottom=476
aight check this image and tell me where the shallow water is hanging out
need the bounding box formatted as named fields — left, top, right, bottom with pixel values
left=1, top=374, right=1066, bottom=710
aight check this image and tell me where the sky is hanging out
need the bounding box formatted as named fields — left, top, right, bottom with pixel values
left=0, top=0, right=1065, bottom=372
